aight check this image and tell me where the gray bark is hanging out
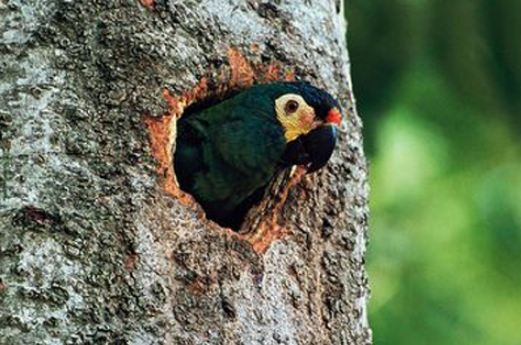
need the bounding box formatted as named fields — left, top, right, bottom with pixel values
left=0, top=1, right=371, bottom=344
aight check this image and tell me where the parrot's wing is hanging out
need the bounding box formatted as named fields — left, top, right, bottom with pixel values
left=214, top=116, right=286, bottom=175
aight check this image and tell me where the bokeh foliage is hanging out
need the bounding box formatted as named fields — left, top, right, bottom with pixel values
left=345, top=1, right=521, bottom=344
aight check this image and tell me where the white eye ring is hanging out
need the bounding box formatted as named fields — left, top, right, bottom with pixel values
left=284, top=99, right=299, bottom=114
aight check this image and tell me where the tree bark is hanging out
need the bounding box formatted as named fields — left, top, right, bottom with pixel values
left=0, top=1, right=371, bottom=344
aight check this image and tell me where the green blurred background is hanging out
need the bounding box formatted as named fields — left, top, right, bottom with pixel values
left=345, top=1, right=521, bottom=344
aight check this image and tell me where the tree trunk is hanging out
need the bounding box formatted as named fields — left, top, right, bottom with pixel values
left=0, top=1, right=371, bottom=344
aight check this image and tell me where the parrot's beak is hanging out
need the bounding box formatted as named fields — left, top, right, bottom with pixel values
left=303, top=123, right=338, bottom=174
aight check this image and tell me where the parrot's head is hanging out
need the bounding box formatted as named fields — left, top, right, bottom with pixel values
left=273, top=82, right=342, bottom=173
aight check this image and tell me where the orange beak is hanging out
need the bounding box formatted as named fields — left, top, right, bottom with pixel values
left=326, top=108, right=342, bottom=125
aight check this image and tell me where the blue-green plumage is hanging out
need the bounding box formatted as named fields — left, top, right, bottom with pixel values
left=174, top=82, right=340, bottom=228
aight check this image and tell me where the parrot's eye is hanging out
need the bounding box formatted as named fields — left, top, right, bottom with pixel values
left=284, top=100, right=299, bottom=114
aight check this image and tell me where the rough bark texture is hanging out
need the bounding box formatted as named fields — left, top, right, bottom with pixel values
left=0, top=1, right=371, bottom=344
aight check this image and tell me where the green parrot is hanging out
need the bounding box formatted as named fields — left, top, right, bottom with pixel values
left=174, top=82, right=342, bottom=229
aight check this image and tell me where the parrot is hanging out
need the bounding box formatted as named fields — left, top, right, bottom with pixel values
left=174, top=81, right=342, bottom=229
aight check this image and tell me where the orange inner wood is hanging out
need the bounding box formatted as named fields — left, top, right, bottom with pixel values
left=138, top=0, right=155, bottom=10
